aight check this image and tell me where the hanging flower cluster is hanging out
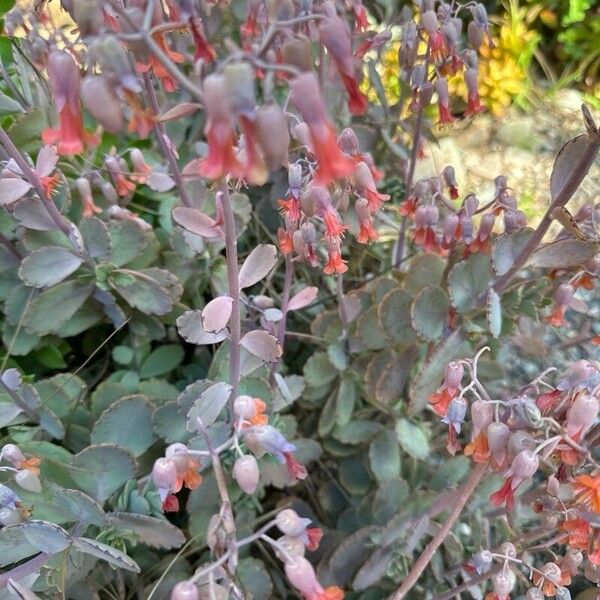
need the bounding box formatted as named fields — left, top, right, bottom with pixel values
left=433, top=353, right=600, bottom=598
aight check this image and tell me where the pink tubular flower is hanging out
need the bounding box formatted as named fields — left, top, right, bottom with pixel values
left=190, top=17, right=216, bottom=63
left=429, top=361, right=464, bottom=416
left=547, top=283, right=587, bottom=327
left=290, top=73, right=355, bottom=184
left=324, top=237, right=348, bottom=275
left=464, top=68, right=485, bottom=116
left=284, top=556, right=344, bottom=600
left=248, top=425, right=307, bottom=482
left=105, top=156, right=135, bottom=197
left=76, top=177, right=102, bottom=217
left=353, top=162, right=389, bottom=212
left=199, top=74, right=244, bottom=180
left=490, top=449, right=539, bottom=509
left=319, top=16, right=368, bottom=115
left=435, top=77, right=454, bottom=125
left=413, top=205, right=440, bottom=253
left=355, top=197, right=378, bottom=244
left=42, top=49, right=97, bottom=155
left=276, top=509, right=323, bottom=551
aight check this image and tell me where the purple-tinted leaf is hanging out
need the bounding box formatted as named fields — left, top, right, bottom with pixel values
left=238, top=244, right=278, bottom=289
left=13, top=196, right=57, bottom=230
left=287, top=286, right=318, bottom=311
left=201, top=296, right=233, bottom=332
left=177, top=310, right=228, bottom=344
left=550, top=134, right=591, bottom=201
left=172, top=206, right=222, bottom=239
left=19, top=246, right=83, bottom=288
left=158, top=102, right=202, bottom=122
left=0, top=178, right=32, bottom=206
left=147, top=172, right=175, bottom=192
left=240, top=330, right=282, bottom=363
left=529, top=238, right=599, bottom=269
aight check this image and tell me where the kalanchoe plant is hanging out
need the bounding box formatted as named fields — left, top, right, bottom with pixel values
left=0, top=0, right=597, bottom=597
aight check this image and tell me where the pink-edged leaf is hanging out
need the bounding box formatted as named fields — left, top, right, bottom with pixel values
left=0, top=178, right=32, bottom=206
left=35, top=145, right=59, bottom=177
left=240, top=330, right=282, bottom=363
left=147, top=172, right=175, bottom=192
left=550, top=134, right=592, bottom=201
left=172, top=206, right=222, bottom=239
left=177, top=310, right=228, bottom=344
left=238, top=244, right=278, bottom=289
left=287, top=286, right=318, bottom=311
left=201, top=296, right=233, bottom=332
left=158, top=102, right=202, bottom=122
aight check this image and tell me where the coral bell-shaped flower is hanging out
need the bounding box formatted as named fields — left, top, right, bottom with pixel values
left=277, top=509, right=323, bottom=551
left=490, top=449, right=539, bottom=509
left=547, top=283, right=587, bottom=327
left=76, top=177, right=102, bottom=217
left=566, top=394, right=599, bottom=442
left=491, top=570, right=513, bottom=600
left=234, top=395, right=268, bottom=428
left=443, top=396, right=467, bottom=455
left=165, top=443, right=202, bottom=491
left=255, top=104, right=290, bottom=171
left=170, top=580, right=199, bottom=600
left=355, top=198, right=378, bottom=244
left=353, top=162, right=389, bottom=212
left=487, top=421, right=510, bottom=470
left=573, top=474, right=600, bottom=513
left=466, top=550, right=493, bottom=575
left=319, top=16, right=368, bottom=115
left=284, top=556, right=344, bottom=600
left=413, top=205, right=440, bottom=253
left=233, top=455, right=260, bottom=494
left=152, top=457, right=179, bottom=502
left=464, top=68, right=486, bottom=116
left=464, top=400, right=494, bottom=463
left=248, top=425, right=307, bottom=481
left=324, top=237, right=348, bottom=275
left=556, top=360, right=600, bottom=393
left=429, top=361, right=464, bottom=416
left=105, top=156, right=135, bottom=197
left=442, top=165, right=459, bottom=199
left=435, top=77, right=454, bottom=125
left=190, top=17, right=215, bottom=63
left=421, top=10, right=447, bottom=63
left=290, top=73, right=355, bottom=184
left=470, top=213, right=495, bottom=253
left=200, top=74, right=244, bottom=180
left=311, top=185, right=348, bottom=239
left=43, top=49, right=97, bottom=155
left=80, top=75, right=123, bottom=134
left=15, top=470, right=42, bottom=493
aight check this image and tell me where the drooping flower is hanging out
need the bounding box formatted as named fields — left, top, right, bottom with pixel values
left=355, top=198, right=378, bottom=244
left=573, top=474, right=600, bottom=513
left=464, top=68, right=486, bottom=116
left=42, top=49, right=97, bottom=155
left=435, top=77, right=454, bottom=125
left=284, top=556, right=344, bottom=600
left=443, top=396, right=467, bottom=455
left=233, top=395, right=268, bottom=428
left=319, top=16, right=368, bottom=115
left=353, top=162, right=389, bottom=213
left=324, top=237, right=348, bottom=275
left=490, top=449, right=539, bottom=509
left=546, top=283, right=587, bottom=327
left=276, top=509, right=323, bottom=551
left=290, top=73, right=355, bottom=184
left=429, top=361, right=464, bottom=416
left=199, top=74, right=244, bottom=180
left=190, top=16, right=216, bottom=63
left=76, top=177, right=102, bottom=217
left=464, top=400, right=494, bottom=463
left=136, top=32, right=184, bottom=92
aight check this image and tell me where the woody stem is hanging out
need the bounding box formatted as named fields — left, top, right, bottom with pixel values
left=390, top=462, right=488, bottom=600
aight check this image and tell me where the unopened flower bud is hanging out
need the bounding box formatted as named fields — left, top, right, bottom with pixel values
left=471, top=400, right=494, bottom=434
left=555, top=587, right=571, bottom=600
left=1, top=444, right=24, bottom=466
left=478, top=213, right=495, bottom=241
left=460, top=215, right=474, bottom=243
left=411, top=64, right=426, bottom=90
left=471, top=4, right=488, bottom=28
left=419, top=82, right=434, bottom=106
left=420, top=10, right=438, bottom=33
left=233, top=395, right=256, bottom=420
left=508, top=450, right=539, bottom=485
left=443, top=397, right=467, bottom=432
left=277, top=508, right=308, bottom=536
left=233, top=455, right=260, bottom=494
left=434, top=77, right=450, bottom=105
left=276, top=535, right=305, bottom=559
left=284, top=556, right=319, bottom=596
left=425, top=205, right=439, bottom=226
left=547, top=474, right=560, bottom=497
left=526, top=588, right=544, bottom=600
left=15, top=469, right=42, bottom=493
left=492, top=570, right=512, bottom=598
left=170, top=580, right=199, bottom=600
left=443, top=213, right=459, bottom=243
left=281, top=36, right=312, bottom=72
left=223, top=63, right=255, bottom=118
left=471, top=549, right=493, bottom=574
left=152, top=458, right=178, bottom=491
left=467, top=20, right=483, bottom=48
left=101, top=181, right=118, bottom=204
left=444, top=361, right=464, bottom=391
left=508, top=430, right=535, bottom=458
left=499, top=541, right=516, bottom=558
left=464, top=194, right=479, bottom=216
left=301, top=222, right=317, bottom=244
left=541, top=562, right=561, bottom=583
left=442, top=165, right=457, bottom=189
left=487, top=421, right=510, bottom=467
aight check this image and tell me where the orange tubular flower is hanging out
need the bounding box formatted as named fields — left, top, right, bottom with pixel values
left=464, top=431, right=490, bottom=463
left=562, top=518, right=590, bottom=551
left=124, top=91, right=155, bottom=138
left=278, top=228, right=294, bottom=254
left=324, top=238, right=348, bottom=275
left=574, top=474, right=600, bottom=513
left=199, top=74, right=244, bottom=180
left=290, top=73, right=355, bottom=185
left=319, top=16, right=368, bottom=115
left=137, top=33, right=184, bottom=92
left=42, top=50, right=97, bottom=156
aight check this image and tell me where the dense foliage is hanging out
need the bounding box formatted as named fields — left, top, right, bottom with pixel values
left=0, top=0, right=598, bottom=599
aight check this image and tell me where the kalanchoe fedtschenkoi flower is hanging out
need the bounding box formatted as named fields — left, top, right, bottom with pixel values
left=355, top=197, right=378, bottom=244
left=487, top=421, right=510, bottom=470
left=443, top=396, right=467, bottom=455
left=420, top=10, right=447, bottom=64
left=429, top=361, right=464, bottom=416
left=136, top=29, right=184, bottom=93
left=465, top=549, right=493, bottom=575
left=80, top=75, right=124, bottom=134
left=165, top=443, right=202, bottom=491
left=435, top=77, right=454, bottom=125
left=199, top=74, right=244, bottom=180
left=255, top=104, right=290, bottom=172
left=556, top=360, right=600, bottom=393
left=442, top=165, right=459, bottom=199
left=547, top=283, right=587, bottom=327
left=42, top=50, right=97, bottom=155
left=290, top=73, right=355, bottom=184
left=573, top=474, right=600, bottom=513
left=232, top=454, right=260, bottom=494
left=413, top=205, right=440, bottom=253
left=318, top=16, right=368, bottom=115
left=490, top=569, right=513, bottom=600
left=241, top=0, right=263, bottom=38
left=464, top=400, right=494, bottom=463
left=152, top=457, right=179, bottom=504
left=490, top=449, right=539, bottom=509
left=104, top=155, right=136, bottom=197
left=247, top=425, right=307, bottom=481
left=1, top=443, right=41, bottom=475
left=464, top=67, right=486, bottom=116
left=76, top=177, right=102, bottom=217
left=469, top=213, right=495, bottom=253
left=284, top=556, right=344, bottom=600
left=233, top=395, right=268, bottom=428
left=353, top=162, right=389, bottom=213
left=190, top=16, right=216, bottom=63
left=108, top=206, right=152, bottom=231
left=170, top=580, right=199, bottom=600
left=277, top=509, right=323, bottom=551
left=1, top=144, right=60, bottom=204
left=123, top=90, right=156, bottom=138
left=531, top=562, right=562, bottom=597
left=324, top=236, right=348, bottom=275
